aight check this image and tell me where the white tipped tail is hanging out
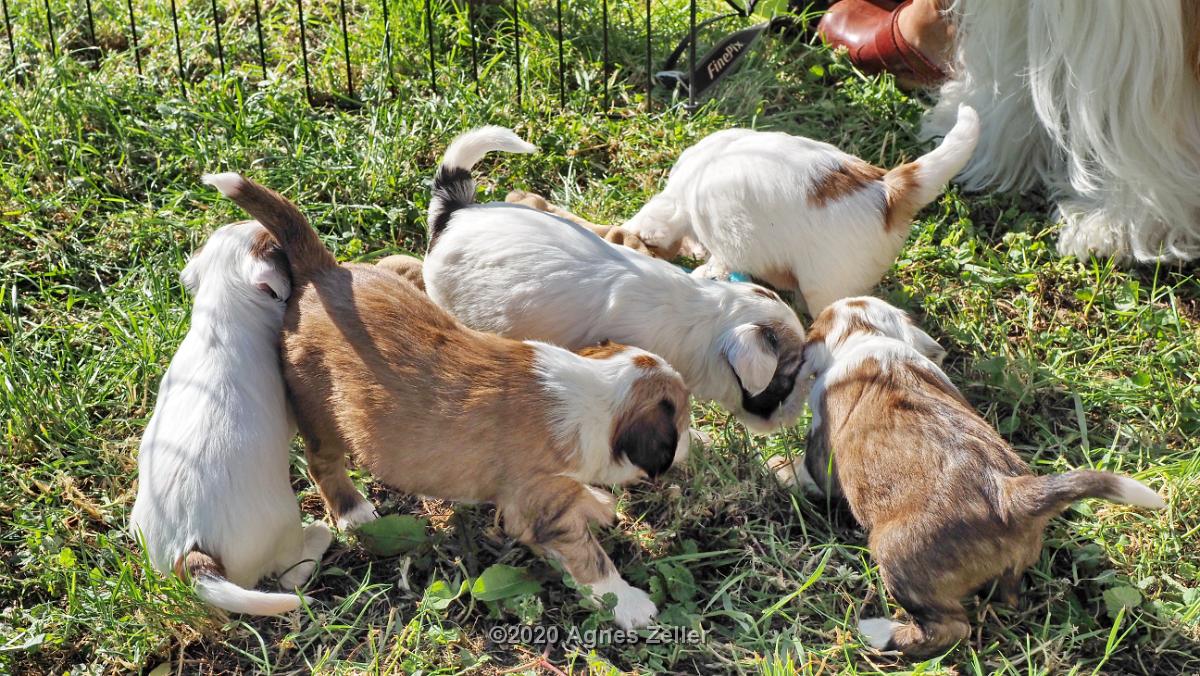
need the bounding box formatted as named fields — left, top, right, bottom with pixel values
left=195, top=576, right=308, bottom=616
left=440, top=126, right=538, bottom=171
left=1110, top=476, right=1168, bottom=509
left=884, top=105, right=980, bottom=208
left=201, top=172, right=245, bottom=197
left=428, top=127, right=538, bottom=245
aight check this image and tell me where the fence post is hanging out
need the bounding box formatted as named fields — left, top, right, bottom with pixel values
left=555, top=0, right=564, bottom=107
left=42, top=0, right=56, bottom=57
left=644, top=0, right=651, bottom=111
left=337, top=0, right=353, bottom=98
left=252, top=0, right=267, bottom=80
left=84, top=0, right=98, bottom=64
left=126, top=0, right=141, bottom=76
left=468, top=0, right=479, bottom=94
left=295, top=0, right=313, bottom=105
left=210, top=0, right=225, bottom=77
left=688, top=0, right=696, bottom=112
left=424, top=0, right=435, bottom=94
left=601, top=0, right=608, bottom=110
left=381, top=0, right=393, bottom=93
left=169, top=0, right=187, bottom=96
left=512, top=0, right=522, bottom=107
left=2, top=0, right=15, bottom=71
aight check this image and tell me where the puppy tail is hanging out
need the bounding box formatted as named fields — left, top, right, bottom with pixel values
left=178, top=549, right=310, bottom=616
left=881, top=105, right=980, bottom=227
left=202, top=172, right=337, bottom=283
left=428, top=126, right=538, bottom=247
left=1006, top=469, right=1166, bottom=519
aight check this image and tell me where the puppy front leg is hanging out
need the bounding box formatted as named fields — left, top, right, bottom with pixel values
left=302, top=434, right=378, bottom=530
left=502, top=478, right=657, bottom=629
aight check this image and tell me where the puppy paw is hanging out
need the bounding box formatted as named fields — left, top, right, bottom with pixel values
left=336, top=501, right=380, bottom=531
left=589, top=574, right=658, bottom=629
left=638, top=230, right=678, bottom=251
left=303, top=521, right=334, bottom=557
left=279, top=560, right=318, bottom=589
left=766, top=455, right=821, bottom=495
left=677, top=236, right=709, bottom=260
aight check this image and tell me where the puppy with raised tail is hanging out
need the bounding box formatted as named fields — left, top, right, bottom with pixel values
left=423, top=127, right=808, bottom=434
left=129, top=220, right=332, bottom=616
left=771, top=297, right=1166, bottom=657
left=623, top=106, right=981, bottom=314
left=203, top=172, right=691, bottom=629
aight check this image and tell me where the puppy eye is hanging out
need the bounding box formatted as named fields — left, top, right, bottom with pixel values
left=762, top=328, right=778, bottom=348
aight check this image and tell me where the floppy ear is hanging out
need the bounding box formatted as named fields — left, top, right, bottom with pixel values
left=251, top=265, right=290, bottom=302
left=723, top=323, right=778, bottom=397
left=906, top=323, right=947, bottom=365
left=612, top=398, right=679, bottom=479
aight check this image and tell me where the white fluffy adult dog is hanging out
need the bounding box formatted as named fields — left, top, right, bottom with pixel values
left=924, top=0, right=1200, bottom=262
left=623, top=106, right=979, bottom=314
left=423, top=127, right=809, bottom=434
left=129, top=218, right=331, bottom=616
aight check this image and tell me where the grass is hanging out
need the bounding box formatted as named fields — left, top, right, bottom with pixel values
left=2, top=0, right=1198, bottom=673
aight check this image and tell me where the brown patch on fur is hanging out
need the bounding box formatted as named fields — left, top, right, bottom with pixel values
left=804, top=308, right=881, bottom=351
left=576, top=340, right=629, bottom=360
left=249, top=226, right=288, bottom=273
left=632, top=354, right=659, bottom=370
left=175, top=548, right=225, bottom=582
left=610, top=374, right=690, bottom=479
left=846, top=299, right=869, bottom=309
left=804, top=353, right=1151, bottom=657
left=882, top=162, right=923, bottom=233
left=807, top=159, right=886, bottom=208
left=376, top=254, right=426, bottom=292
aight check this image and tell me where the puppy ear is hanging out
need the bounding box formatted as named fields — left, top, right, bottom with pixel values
left=613, top=398, right=679, bottom=479
left=906, top=323, right=947, bottom=365
left=723, top=323, right=778, bottom=397
left=251, top=265, right=290, bottom=302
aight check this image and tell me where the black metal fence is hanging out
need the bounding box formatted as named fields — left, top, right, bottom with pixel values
left=0, top=1, right=764, bottom=113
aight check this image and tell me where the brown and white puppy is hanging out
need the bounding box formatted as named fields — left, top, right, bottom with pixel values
left=773, top=297, right=1167, bottom=657
left=623, top=107, right=980, bottom=314
left=202, top=173, right=691, bottom=629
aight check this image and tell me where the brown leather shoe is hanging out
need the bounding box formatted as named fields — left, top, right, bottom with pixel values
left=817, top=0, right=946, bottom=88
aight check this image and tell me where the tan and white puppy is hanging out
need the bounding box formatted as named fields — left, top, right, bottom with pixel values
left=623, top=106, right=980, bottom=314
left=130, top=220, right=332, bottom=616
left=203, top=173, right=691, bottom=629
left=772, top=297, right=1167, bottom=657
left=423, top=128, right=808, bottom=434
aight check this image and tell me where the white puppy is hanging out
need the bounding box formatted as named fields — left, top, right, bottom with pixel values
left=422, top=127, right=809, bottom=434
left=129, top=218, right=331, bottom=616
left=623, top=106, right=980, bottom=314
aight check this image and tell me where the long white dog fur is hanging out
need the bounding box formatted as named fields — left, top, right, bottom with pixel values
left=423, top=127, right=810, bottom=434
left=924, top=0, right=1200, bottom=262
left=129, top=219, right=331, bottom=616
left=622, top=106, right=979, bottom=314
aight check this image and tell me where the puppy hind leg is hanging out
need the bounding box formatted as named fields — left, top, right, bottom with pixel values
left=502, top=479, right=657, bottom=629
left=303, top=435, right=377, bottom=530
